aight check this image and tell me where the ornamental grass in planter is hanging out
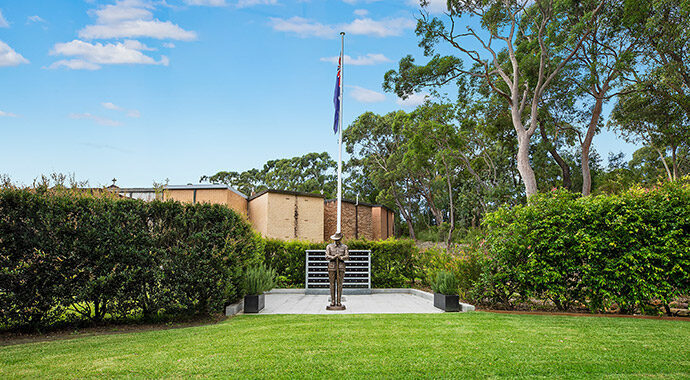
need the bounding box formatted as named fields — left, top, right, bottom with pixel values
left=243, top=264, right=276, bottom=313
left=432, top=271, right=460, bottom=312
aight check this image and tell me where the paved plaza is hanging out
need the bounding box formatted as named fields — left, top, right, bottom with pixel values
left=257, top=289, right=444, bottom=314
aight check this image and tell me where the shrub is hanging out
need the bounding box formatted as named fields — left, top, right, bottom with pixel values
left=349, top=239, right=418, bottom=288
left=414, top=243, right=488, bottom=300
left=261, top=238, right=420, bottom=289
left=477, top=179, right=690, bottom=314
left=432, top=271, right=459, bottom=295
left=0, top=187, right=261, bottom=330
left=244, top=264, right=277, bottom=295
left=262, top=239, right=322, bottom=287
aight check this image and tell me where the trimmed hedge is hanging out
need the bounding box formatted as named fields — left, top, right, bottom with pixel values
left=5, top=178, right=688, bottom=331
left=263, top=239, right=421, bottom=288
left=478, top=180, right=690, bottom=314
left=0, top=188, right=262, bottom=330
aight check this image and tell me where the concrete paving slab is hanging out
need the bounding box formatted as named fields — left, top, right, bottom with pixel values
left=257, top=291, right=443, bottom=314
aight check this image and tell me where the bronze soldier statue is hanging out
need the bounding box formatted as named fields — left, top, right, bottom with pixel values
left=325, top=232, right=349, bottom=310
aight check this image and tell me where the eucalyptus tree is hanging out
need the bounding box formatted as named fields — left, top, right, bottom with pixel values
left=262, top=152, right=337, bottom=196
left=405, top=103, right=461, bottom=244
left=570, top=0, right=644, bottom=195
left=201, top=152, right=337, bottom=197
left=610, top=86, right=690, bottom=181
left=634, top=0, right=690, bottom=115
left=386, top=0, right=605, bottom=197
left=200, top=169, right=264, bottom=195
left=344, top=111, right=420, bottom=239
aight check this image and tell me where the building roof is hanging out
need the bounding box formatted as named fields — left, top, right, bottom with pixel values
left=117, top=184, right=248, bottom=199
left=325, top=198, right=393, bottom=213
left=248, top=189, right=325, bottom=201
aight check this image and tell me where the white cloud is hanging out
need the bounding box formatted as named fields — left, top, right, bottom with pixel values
left=348, top=85, right=386, bottom=103
left=102, top=102, right=141, bottom=118
left=78, top=0, right=197, bottom=41
left=184, top=0, right=228, bottom=5
left=0, top=110, right=18, bottom=117
left=0, top=41, right=29, bottom=67
left=321, top=53, right=391, bottom=66
left=27, top=15, right=46, bottom=23
left=237, top=0, right=277, bottom=7
left=353, top=9, right=369, bottom=16
left=270, top=16, right=414, bottom=38
left=163, top=42, right=176, bottom=48
left=408, top=0, right=448, bottom=13
left=80, top=19, right=197, bottom=40
left=101, top=102, right=122, bottom=110
left=269, top=17, right=335, bottom=38
left=49, top=59, right=101, bottom=70
left=0, top=10, right=9, bottom=28
left=90, top=0, right=154, bottom=25
left=343, top=17, right=415, bottom=37
left=69, top=113, right=122, bottom=127
left=49, top=39, right=168, bottom=70
left=396, top=92, right=429, bottom=107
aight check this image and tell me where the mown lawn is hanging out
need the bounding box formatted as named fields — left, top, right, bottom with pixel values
left=1, top=312, right=688, bottom=379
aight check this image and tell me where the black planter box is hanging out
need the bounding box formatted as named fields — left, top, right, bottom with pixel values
left=244, top=293, right=265, bottom=313
left=434, top=293, right=460, bottom=312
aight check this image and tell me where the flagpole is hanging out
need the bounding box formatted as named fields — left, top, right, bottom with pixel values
left=336, top=32, right=344, bottom=234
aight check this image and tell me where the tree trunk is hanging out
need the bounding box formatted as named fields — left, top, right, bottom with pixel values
left=425, top=196, right=444, bottom=226
left=406, top=219, right=416, bottom=241
left=443, top=158, right=455, bottom=246
left=672, top=145, right=678, bottom=180
left=540, top=120, right=572, bottom=190
left=653, top=146, right=674, bottom=181
left=394, top=197, right=416, bottom=241
left=581, top=94, right=604, bottom=196
left=516, top=132, right=538, bottom=197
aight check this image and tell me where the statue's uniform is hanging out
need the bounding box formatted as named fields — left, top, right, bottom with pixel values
left=325, top=242, right=349, bottom=306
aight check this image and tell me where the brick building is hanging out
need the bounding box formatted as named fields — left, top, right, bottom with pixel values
left=248, top=190, right=324, bottom=242
left=118, top=184, right=248, bottom=216
left=115, top=184, right=394, bottom=242
left=324, top=199, right=371, bottom=241
left=324, top=199, right=394, bottom=241
left=372, top=205, right=395, bottom=240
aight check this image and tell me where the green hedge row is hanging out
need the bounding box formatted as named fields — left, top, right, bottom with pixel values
left=478, top=180, right=690, bottom=314
left=4, top=179, right=688, bottom=330
left=262, top=239, right=420, bottom=288
left=0, top=188, right=262, bottom=330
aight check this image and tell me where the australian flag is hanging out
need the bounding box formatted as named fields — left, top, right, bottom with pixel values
left=333, top=56, right=341, bottom=134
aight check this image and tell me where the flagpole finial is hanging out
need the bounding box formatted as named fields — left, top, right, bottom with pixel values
left=340, top=31, right=345, bottom=36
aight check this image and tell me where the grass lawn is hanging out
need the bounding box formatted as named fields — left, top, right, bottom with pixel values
left=1, top=312, right=688, bottom=379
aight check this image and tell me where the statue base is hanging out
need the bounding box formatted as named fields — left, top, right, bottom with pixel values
left=326, top=305, right=346, bottom=311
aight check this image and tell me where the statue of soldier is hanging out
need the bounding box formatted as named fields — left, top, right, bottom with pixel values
left=325, top=232, right=349, bottom=310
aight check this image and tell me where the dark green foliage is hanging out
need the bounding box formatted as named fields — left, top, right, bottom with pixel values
left=262, top=239, right=323, bottom=287
left=0, top=188, right=261, bottom=330
left=261, top=238, right=484, bottom=294
left=243, top=264, right=277, bottom=295
left=349, top=239, right=419, bottom=288
left=201, top=152, right=337, bottom=198
left=478, top=179, right=690, bottom=314
left=262, top=239, right=420, bottom=289
left=432, top=271, right=459, bottom=295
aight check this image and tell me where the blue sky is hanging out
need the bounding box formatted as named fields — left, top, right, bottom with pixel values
left=0, top=0, right=635, bottom=188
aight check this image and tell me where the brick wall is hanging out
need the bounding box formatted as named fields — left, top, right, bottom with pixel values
left=254, top=192, right=324, bottom=242
left=372, top=206, right=394, bottom=240
left=248, top=193, right=268, bottom=236
left=324, top=200, right=373, bottom=241
left=165, top=188, right=248, bottom=217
